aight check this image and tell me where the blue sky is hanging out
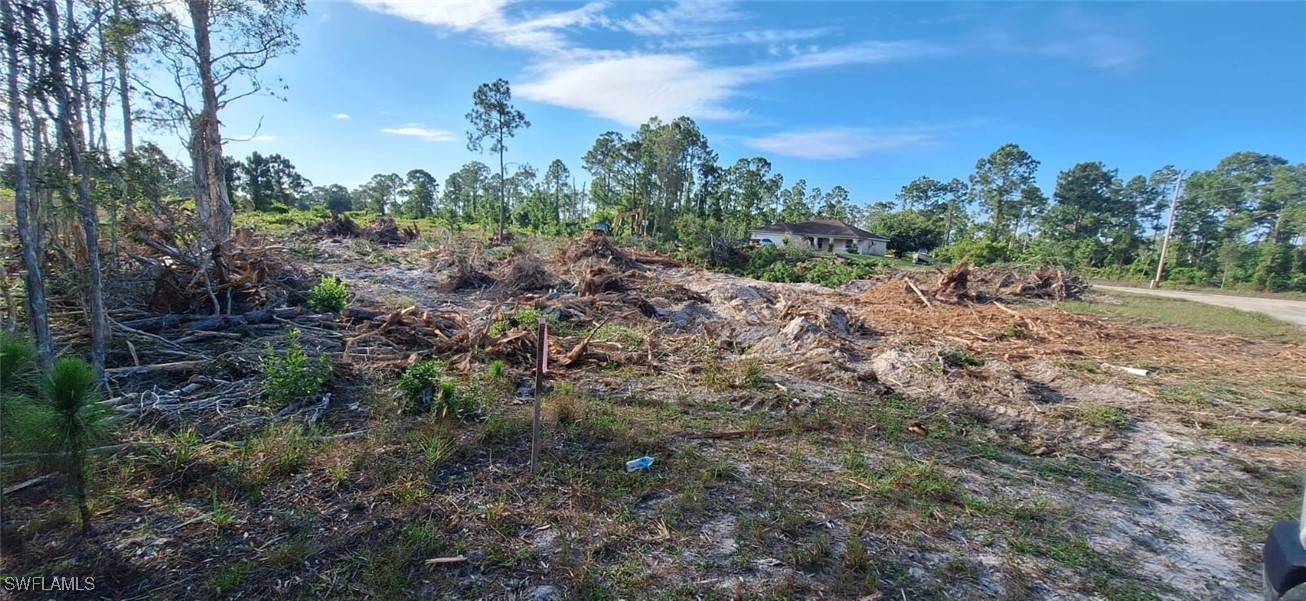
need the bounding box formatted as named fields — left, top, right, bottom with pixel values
left=164, top=0, right=1306, bottom=205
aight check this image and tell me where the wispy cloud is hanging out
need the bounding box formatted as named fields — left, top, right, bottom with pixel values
left=743, top=128, right=937, bottom=160
left=740, top=41, right=948, bottom=77
left=974, top=9, right=1143, bottom=70
left=1037, top=33, right=1141, bottom=69
left=350, top=0, right=936, bottom=125
left=379, top=124, right=457, bottom=143
left=659, top=27, right=835, bottom=51
left=618, top=0, right=744, bottom=37
left=346, top=0, right=1021, bottom=127
left=520, top=41, right=945, bottom=126
left=1042, top=9, right=1142, bottom=69
left=353, top=0, right=607, bottom=55
left=519, top=54, right=748, bottom=126
left=332, top=113, right=351, bottom=120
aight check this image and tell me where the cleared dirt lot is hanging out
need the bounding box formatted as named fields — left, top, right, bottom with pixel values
left=5, top=231, right=1305, bottom=600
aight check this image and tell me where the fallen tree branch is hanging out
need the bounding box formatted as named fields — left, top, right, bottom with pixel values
left=559, top=318, right=610, bottom=368
left=119, top=307, right=303, bottom=333
left=0, top=442, right=156, bottom=464
left=106, top=360, right=209, bottom=378
left=216, top=429, right=370, bottom=448
left=204, top=417, right=270, bottom=442
left=686, top=423, right=833, bottom=440
left=845, top=476, right=875, bottom=492
left=3, top=474, right=57, bottom=495
left=904, top=278, right=933, bottom=308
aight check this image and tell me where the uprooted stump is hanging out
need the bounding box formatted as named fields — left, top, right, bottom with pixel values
left=364, top=217, right=419, bottom=245
left=497, top=254, right=558, bottom=294
left=921, top=263, right=1089, bottom=303
left=437, top=256, right=496, bottom=292
left=136, top=228, right=310, bottom=315
left=308, top=215, right=417, bottom=245
left=309, top=214, right=361, bottom=238
left=580, top=267, right=626, bottom=297
left=932, top=262, right=973, bottom=301
left=1003, top=267, right=1088, bottom=301
left=560, top=230, right=638, bottom=270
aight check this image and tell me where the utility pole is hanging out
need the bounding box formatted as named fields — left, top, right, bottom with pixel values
left=1151, top=170, right=1186, bottom=289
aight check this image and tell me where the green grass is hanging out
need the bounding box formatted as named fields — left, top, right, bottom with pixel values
left=1063, top=293, right=1306, bottom=343
left=1091, top=279, right=1306, bottom=301
left=1074, top=403, right=1131, bottom=429
left=211, top=561, right=254, bottom=593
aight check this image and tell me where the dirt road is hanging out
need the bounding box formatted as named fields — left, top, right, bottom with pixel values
left=1096, top=285, right=1306, bottom=326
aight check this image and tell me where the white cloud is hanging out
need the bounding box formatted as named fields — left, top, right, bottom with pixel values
left=332, top=113, right=350, bottom=120
left=734, top=41, right=947, bottom=79
left=659, top=27, right=835, bottom=51
left=619, top=0, right=744, bottom=37
left=976, top=10, right=1143, bottom=70
left=517, top=41, right=943, bottom=126
left=1041, top=9, right=1142, bottom=69
left=1039, top=33, right=1141, bottom=69
left=379, top=124, right=458, bottom=143
left=743, top=128, right=936, bottom=160
left=352, top=0, right=606, bottom=54
left=354, top=0, right=511, bottom=32
left=353, top=0, right=944, bottom=126
left=518, top=55, right=748, bottom=126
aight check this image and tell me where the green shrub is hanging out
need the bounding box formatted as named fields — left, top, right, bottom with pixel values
left=0, top=330, right=38, bottom=392
left=801, top=258, right=870, bottom=288
left=744, top=245, right=782, bottom=274
left=488, top=307, right=569, bottom=336
left=486, top=359, right=506, bottom=381
left=261, top=329, right=332, bottom=409
left=398, top=361, right=442, bottom=415
left=934, top=239, right=1012, bottom=266
left=1161, top=267, right=1211, bottom=287
left=307, top=276, right=350, bottom=313
left=398, top=361, right=477, bottom=417
left=757, top=261, right=801, bottom=283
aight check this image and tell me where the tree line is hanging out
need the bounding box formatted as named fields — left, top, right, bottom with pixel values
left=223, top=114, right=1306, bottom=292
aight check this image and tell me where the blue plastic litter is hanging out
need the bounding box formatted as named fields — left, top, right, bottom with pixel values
left=626, top=456, right=655, bottom=472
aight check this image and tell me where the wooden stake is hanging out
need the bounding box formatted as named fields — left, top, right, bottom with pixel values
left=530, top=318, right=546, bottom=473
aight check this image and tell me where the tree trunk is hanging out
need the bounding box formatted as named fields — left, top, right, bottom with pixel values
left=945, top=201, right=955, bottom=245
left=45, top=0, right=108, bottom=381
left=497, top=146, right=506, bottom=240
left=95, top=0, right=110, bottom=151
left=188, top=0, right=231, bottom=255
left=112, top=0, right=132, bottom=153
left=2, top=0, right=55, bottom=370
left=72, top=462, right=92, bottom=534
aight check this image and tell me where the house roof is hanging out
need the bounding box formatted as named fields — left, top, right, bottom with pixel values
left=751, top=220, right=888, bottom=241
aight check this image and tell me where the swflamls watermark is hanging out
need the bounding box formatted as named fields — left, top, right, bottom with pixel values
left=2, top=576, right=96, bottom=592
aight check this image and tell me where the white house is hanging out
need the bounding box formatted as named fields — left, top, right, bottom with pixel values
left=749, top=220, right=889, bottom=256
